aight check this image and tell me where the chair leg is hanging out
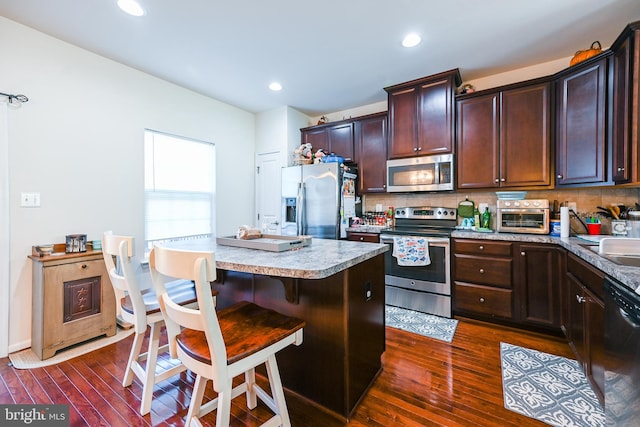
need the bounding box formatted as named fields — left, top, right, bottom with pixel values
left=139, top=321, right=162, bottom=416
left=265, top=354, right=291, bottom=427
left=186, top=374, right=208, bottom=425
left=123, top=331, right=145, bottom=387
left=215, top=380, right=233, bottom=427
left=244, top=368, right=257, bottom=409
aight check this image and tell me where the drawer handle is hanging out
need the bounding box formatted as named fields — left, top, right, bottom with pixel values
left=576, top=295, right=586, bottom=304
left=479, top=245, right=484, bottom=251
left=618, top=167, right=625, bottom=172
left=360, top=237, right=364, bottom=241
left=479, top=297, right=485, bottom=303
left=521, top=251, right=525, bottom=256
left=81, top=264, right=88, bottom=269
left=479, top=268, right=484, bottom=274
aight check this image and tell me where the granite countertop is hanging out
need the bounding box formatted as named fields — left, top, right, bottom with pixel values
left=452, top=230, right=640, bottom=294
left=168, top=237, right=388, bottom=280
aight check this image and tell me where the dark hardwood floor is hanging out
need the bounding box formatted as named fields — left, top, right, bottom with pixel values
left=0, top=318, right=575, bottom=426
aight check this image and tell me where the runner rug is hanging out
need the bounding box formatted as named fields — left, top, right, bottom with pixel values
left=8, top=327, right=134, bottom=369
left=385, top=305, right=458, bottom=342
left=500, top=342, right=605, bottom=427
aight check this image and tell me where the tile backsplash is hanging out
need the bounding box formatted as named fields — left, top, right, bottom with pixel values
left=363, top=187, right=640, bottom=234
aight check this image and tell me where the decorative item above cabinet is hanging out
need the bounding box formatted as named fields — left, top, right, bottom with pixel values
left=385, top=69, right=461, bottom=159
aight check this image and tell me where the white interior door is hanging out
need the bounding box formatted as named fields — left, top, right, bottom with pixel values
left=256, top=152, right=282, bottom=233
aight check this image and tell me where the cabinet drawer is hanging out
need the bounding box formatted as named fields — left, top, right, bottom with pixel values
left=454, top=239, right=513, bottom=256
left=567, top=252, right=604, bottom=300
left=347, top=232, right=380, bottom=243
left=454, top=254, right=512, bottom=288
left=454, top=282, right=513, bottom=318
left=45, top=259, right=106, bottom=283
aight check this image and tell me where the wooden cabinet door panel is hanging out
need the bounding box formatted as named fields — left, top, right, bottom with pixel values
left=356, top=114, right=387, bottom=193
left=565, top=274, right=586, bottom=368
left=611, top=35, right=632, bottom=183
left=555, top=58, right=607, bottom=185
left=501, top=83, right=551, bottom=187
left=417, top=78, right=455, bottom=154
left=456, top=94, right=500, bottom=188
left=585, top=286, right=605, bottom=403
left=302, top=127, right=329, bottom=149
left=517, top=244, right=561, bottom=328
left=328, top=123, right=354, bottom=161
left=388, top=87, right=418, bottom=158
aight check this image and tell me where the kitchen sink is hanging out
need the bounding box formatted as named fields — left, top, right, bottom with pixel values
left=580, top=238, right=640, bottom=267
left=606, top=254, right=640, bottom=267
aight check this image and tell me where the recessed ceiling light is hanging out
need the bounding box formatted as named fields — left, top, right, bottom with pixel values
left=117, top=0, right=145, bottom=17
left=269, top=82, right=283, bottom=91
left=402, top=33, right=421, bottom=48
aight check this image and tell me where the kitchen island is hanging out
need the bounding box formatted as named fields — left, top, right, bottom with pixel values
left=170, top=237, right=388, bottom=421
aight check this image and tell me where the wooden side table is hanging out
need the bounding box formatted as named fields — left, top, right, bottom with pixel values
left=29, top=250, right=116, bottom=360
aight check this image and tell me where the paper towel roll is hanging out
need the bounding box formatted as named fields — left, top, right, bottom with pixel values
left=560, top=207, right=570, bottom=238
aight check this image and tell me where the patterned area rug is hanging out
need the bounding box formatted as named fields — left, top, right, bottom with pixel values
left=385, top=305, right=458, bottom=342
left=500, top=342, right=605, bottom=427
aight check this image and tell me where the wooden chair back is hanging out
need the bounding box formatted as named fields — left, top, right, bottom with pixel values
left=102, top=231, right=147, bottom=333
left=149, top=246, right=225, bottom=381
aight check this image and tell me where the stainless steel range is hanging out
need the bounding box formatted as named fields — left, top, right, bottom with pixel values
left=380, top=206, right=457, bottom=318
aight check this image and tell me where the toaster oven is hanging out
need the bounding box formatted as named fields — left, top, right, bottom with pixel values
left=496, top=199, right=550, bottom=234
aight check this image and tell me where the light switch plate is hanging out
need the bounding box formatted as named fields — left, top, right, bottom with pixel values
left=21, top=192, right=41, bottom=207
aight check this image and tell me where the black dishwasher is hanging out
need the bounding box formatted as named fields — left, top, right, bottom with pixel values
left=604, top=277, right=640, bottom=425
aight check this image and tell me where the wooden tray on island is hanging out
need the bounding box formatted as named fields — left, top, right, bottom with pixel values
left=216, top=234, right=311, bottom=252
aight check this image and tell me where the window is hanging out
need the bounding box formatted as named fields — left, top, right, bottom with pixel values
left=144, top=130, right=215, bottom=254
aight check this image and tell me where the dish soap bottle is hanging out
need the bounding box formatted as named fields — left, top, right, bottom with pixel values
left=473, top=207, right=480, bottom=227
left=481, top=207, right=491, bottom=229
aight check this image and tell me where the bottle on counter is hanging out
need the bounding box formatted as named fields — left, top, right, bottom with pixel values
left=473, top=207, right=480, bottom=227
left=481, top=207, right=491, bottom=229
left=386, top=206, right=394, bottom=228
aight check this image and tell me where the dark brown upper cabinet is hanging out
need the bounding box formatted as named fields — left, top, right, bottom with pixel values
left=456, top=79, right=552, bottom=189
left=554, top=53, right=611, bottom=187
left=354, top=112, right=387, bottom=193
left=385, top=69, right=461, bottom=159
left=610, top=20, right=640, bottom=184
left=301, top=121, right=355, bottom=162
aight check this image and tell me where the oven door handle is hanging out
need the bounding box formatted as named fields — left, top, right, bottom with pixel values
left=380, top=234, right=450, bottom=245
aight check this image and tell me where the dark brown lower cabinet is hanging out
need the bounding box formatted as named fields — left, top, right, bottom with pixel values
left=453, top=239, right=562, bottom=333
left=563, top=252, right=605, bottom=405
left=517, top=243, right=563, bottom=331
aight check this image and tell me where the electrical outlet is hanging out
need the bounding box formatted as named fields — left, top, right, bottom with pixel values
left=21, top=192, right=41, bottom=207
left=567, top=202, right=577, bottom=211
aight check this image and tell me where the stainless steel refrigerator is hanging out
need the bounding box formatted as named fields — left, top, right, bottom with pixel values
left=281, top=162, right=358, bottom=239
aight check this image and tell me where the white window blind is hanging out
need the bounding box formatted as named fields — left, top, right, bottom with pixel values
left=144, top=130, right=215, bottom=252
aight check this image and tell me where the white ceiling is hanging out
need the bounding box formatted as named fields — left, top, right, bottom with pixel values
left=1, top=0, right=639, bottom=116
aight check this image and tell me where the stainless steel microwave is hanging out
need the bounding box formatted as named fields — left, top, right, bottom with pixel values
left=386, top=154, right=454, bottom=192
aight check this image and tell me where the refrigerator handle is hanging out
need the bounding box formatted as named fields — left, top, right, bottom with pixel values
left=297, top=182, right=304, bottom=235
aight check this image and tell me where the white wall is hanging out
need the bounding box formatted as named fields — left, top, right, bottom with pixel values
left=309, top=56, right=576, bottom=124
left=0, top=17, right=256, bottom=353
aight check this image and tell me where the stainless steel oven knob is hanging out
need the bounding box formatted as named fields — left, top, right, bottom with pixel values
left=523, top=201, right=530, bottom=207
left=513, top=201, right=521, bottom=207
left=504, top=201, right=512, bottom=207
